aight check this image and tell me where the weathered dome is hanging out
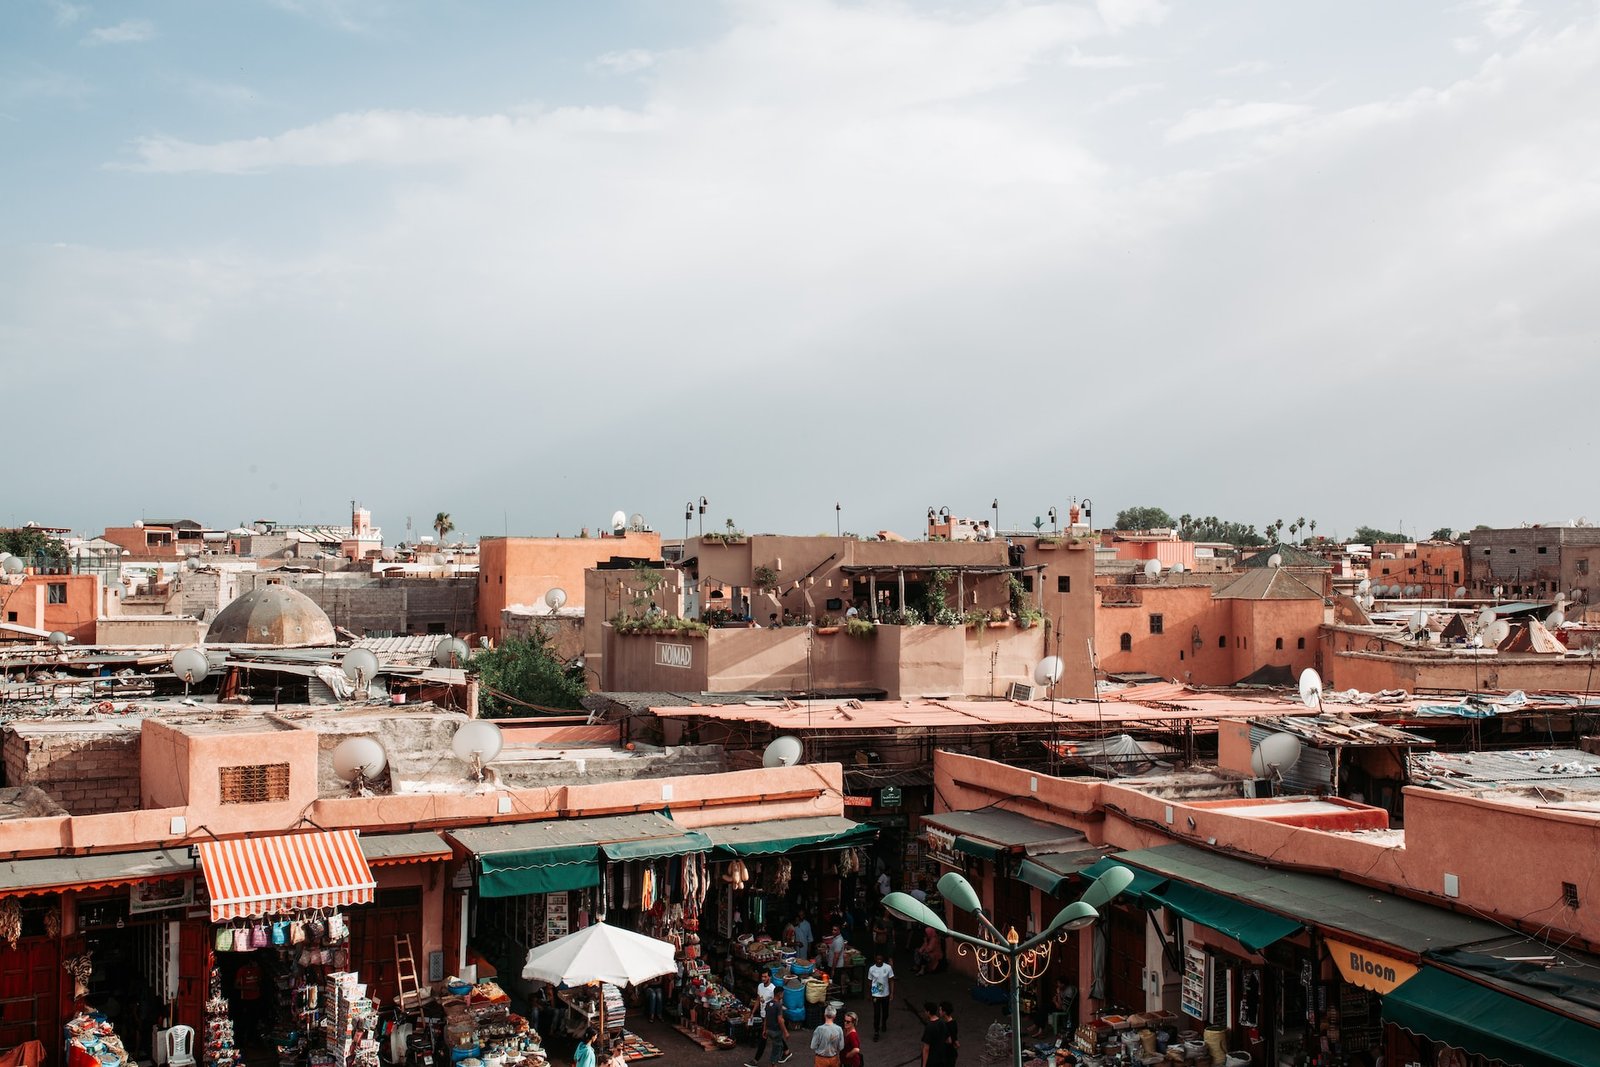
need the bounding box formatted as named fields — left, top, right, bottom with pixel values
left=206, top=584, right=336, bottom=646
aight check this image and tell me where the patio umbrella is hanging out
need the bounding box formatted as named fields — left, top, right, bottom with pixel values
left=521, top=922, right=678, bottom=988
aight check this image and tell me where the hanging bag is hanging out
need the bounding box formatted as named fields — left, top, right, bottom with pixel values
left=251, top=921, right=271, bottom=949
left=290, top=918, right=307, bottom=945
left=327, top=909, right=348, bottom=943
left=214, top=926, right=234, bottom=952
left=271, top=920, right=289, bottom=946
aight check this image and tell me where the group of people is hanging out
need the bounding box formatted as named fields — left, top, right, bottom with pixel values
left=919, top=1002, right=961, bottom=1067
left=749, top=983, right=863, bottom=1067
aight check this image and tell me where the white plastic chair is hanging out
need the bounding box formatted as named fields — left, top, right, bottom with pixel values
left=164, top=1025, right=196, bottom=1067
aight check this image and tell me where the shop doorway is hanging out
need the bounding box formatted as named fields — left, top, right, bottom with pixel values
left=0, top=909, right=63, bottom=1064
left=1105, top=904, right=1145, bottom=1013
left=347, top=887, right=424, bottom=1007
left=76, top=894, right=172, bottom=1064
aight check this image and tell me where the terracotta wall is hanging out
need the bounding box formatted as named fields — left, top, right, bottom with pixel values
left=1021, top=539, right=1097, bottom=698
left=1324, top=648, right=1595, bottom=693
left=1095, top=585, right=1229, bottom=684
left=477, top=533, right=662, bottom=637
left=0, top=574, right=101, bottom=643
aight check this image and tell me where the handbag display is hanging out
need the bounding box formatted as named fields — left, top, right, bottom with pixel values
left=214, top=926, right=234, bottom=952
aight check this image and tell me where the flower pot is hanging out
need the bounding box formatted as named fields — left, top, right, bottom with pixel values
left=989, top=619, right=1012, bottom=629
left=1036, top=541, right=1060, bottom=550
left=815, top=627, right=840, bottom=635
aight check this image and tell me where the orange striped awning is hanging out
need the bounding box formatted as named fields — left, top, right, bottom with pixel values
left=197, top=830, right=376, bottom=921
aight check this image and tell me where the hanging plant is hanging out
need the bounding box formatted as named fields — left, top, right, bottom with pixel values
left=0, top=899, right=20, bottom=949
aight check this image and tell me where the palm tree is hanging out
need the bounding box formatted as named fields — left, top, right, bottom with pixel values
left=434, top=511, right=455, bottom=545
left=1308, top=519, right=1318, bottom=541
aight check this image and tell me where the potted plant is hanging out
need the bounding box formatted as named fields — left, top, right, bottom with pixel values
left=845, top=616, right=878, bottom=639
left=753, top=564, right=779, bottom=591
left=816, top=614, right=842, bottom=635
left=1016, top=607, right=1043, bottom=630
left=988, top=606, right=1011, bottom=629
left=1036, top=536, right=1061, bottom=550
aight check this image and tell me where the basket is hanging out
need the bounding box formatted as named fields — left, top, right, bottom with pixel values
left=804, top=979, right=828, bottom=1004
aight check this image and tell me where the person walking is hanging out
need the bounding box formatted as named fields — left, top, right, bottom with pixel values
left=938, top=1002, right=959, bottom=1066
left=810, top=1006, right=844, bottom=1067
left=574, top=1028, right=598, bottom=1067
left=841, top=1013, right=863, bottom=1067
left=749, top=979, right=787, bottom=1067
left=919, top=1003, right=948, bottom=1067
left=867, top=953, right=895, bottom=1041
left=762, top=994, right=792, bottom=1067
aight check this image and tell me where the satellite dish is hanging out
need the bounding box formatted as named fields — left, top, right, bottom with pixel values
left=433, top=636, right=470, bottom=667
left=611, top=510, right=627, bottom=532
left=1357, top=578, right=1372, bottom=594
left=1, top=556, right=24, bottom=574
left=763, top=735, right=805, bottom=768
left=1299, top=668, right=1322, bottom=711
left=1483, top=619, right=1511, bottom=646
left=380, top=548, right=396, bottom=562
left=0, top=552, right=9, bottom=562
left=1267, top=554, right=1283, bottom=568
left=1409, top=610, right=1430, bottom=635
left=1143, top=559, right=1162, bottom=579
left=1033, top=656, right=1064, bottom=687
left=1454, top=587, right=1467, bottom=599
left=1251, top=732, right=1304, bottom=779
left=341, top=648, right=380, bottom=685
left=332, top=737, right=387, bottom=783
left=47, top=631, right=68, bottom=647
left=630, top=513, right=645, bottom=530
left=1476, top=609, right=1496, bottom=629
left=184, top=557, right=202, bottom=571
left=452, top=720, right=505, bottom=781
left=478, top=636, right=491, bottom=649
left=1170, top=563, right=1186, bottom=575
left=170, top=647, right=210, bottom=685
left=1362, top=595, right=1375, bottom=610
left=544, top=587, right=568, bottom=612
left=1546, top=610, right=1566, bottom=628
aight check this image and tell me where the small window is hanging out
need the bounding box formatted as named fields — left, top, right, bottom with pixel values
left=1119, top=633, right=1132, bottom=652
left=1218, top=635, right=1226, bottom=649
left=1380, top=567, right=1390, bottom=575
left=1178, top=650, right=1185, bottom=661
left=1057, top=576, right=1071, bottom=593
left=1580, top=560, right=1590, bottom=575
left=1021, top=576, right=1034, bottom=592
left=426, top=622, right=446, bottom=634
left=1243, top=636, right=1247, bottom=649
left=47, top=583, right=67, bottom=605
left=1297, top=637, right=1306, bottom=649
left=1148, top=614, right=1164, bottom=635
left=1275, top=637, right=1284, bottom=650
left=1538, top=546, right=1548, bottom=554
left=1509, top=548, right=1517, bottom=554
left=1484, top=548, right=1491, bottom=555
left=219, top=764, right=291, bottom=804
left=1453, top=570, right=1461, bottom=583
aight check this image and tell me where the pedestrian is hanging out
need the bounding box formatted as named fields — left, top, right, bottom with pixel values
left=642, top=974, right=664, bottom=1023
left=841, top=1012, right=863, bottom=1067
left=810, top=1006, right=844, bottom=1067
left=939, top=1002, right=959, bottom=1065
left=762, top=994, right=792, bottom=1067
left=794, top=910, right=815, bottom=962
left=574, top=1028, right=598, bottom=1067
left=826, top=926, right=848, bottom=970
left=919, top=1003, right=948, bottom=1067
left=867, top=953, right=895, bottom=1041
left=875, top=869, right=890, bottom=898
left=604, top=1039, right=628, bottom=1067
left=913, top=927, right=944, bottom=975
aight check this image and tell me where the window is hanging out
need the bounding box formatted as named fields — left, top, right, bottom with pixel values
left=1275, top=637, right=1284, bottom=650
left=1509, top=548, right=1517, bottom=554
left=1297, top=637, right=1306, bottom=649
left=1218, top=635, right=1226, bottom=649
left=1021, top=576, right=1034, bottom=592
left=1119, top=633, right=1132, bottom=652
left=1179, top=650, right=1185, bottom=661
left=1453, top=570, right=1461, bottom=583
left=47, top=583, right=67, bottom=605
left=426, top=622, right=446, bottom=634
left=1148, top=614, right=1164, bottom=635
left=1539, top=546, right=1548, bottom=554
left=219, top=764, right=291, bottom=804
left=1057, top=576, right=1071, bottom=593
left=1380, top=567, right=1390, bottom=575
left=1580, top=559, right=1591, bottom=575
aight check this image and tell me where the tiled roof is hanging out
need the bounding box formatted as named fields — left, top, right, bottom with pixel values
left=1215, top=568, right=1324, bottom=601
left=1240, top=544, right=1332, bottom=569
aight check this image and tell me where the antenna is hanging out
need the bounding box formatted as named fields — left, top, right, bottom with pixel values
left=1299, top=668, right=1322, bottom=711
left=1143, top=559, right=1162, bottom=580
left=630, top=512, right=645, bottom=531
left=433, top=636, right=470, bottom=668
left=170, top=647, right=210, bottom=698
left=452, top=720, right=504, bottom=782
left=340, top=648, right=380, bottom=696
left=332, top=737, right=387, bottom=794
left=544, top=587, right=568, bottom=613
left=762, top=735, right=805, bottom=768
left=1251, top=732, right=1304, bottom=780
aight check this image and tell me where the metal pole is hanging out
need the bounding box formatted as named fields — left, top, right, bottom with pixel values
left=1009, top=952, right=1025, bottom=1067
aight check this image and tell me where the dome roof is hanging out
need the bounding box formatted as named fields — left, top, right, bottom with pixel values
left=206, top=584, right=336, bottom=646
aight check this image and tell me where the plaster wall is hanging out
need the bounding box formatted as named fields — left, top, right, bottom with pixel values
left=478, top=534, right=661, bottom=637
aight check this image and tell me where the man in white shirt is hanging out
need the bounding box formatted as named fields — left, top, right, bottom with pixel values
left=876, top=870, right=891, bottom=898
left=793, top=911, right=814, bottom=962
left=826, top=927, right=848, bottom=970
left=867, top=953, right=895, bottom=1041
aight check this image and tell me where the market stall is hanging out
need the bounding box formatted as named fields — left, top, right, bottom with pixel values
left=521, top=924, right=674, bottom=1060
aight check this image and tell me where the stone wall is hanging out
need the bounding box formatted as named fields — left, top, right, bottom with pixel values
left=1, top=723, right=142, bottom=815
left=235, top=572, right=480, bottom=636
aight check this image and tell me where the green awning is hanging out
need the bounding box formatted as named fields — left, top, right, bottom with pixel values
left=479, top=843, right=601, bottom=897
left=1147, top=880, right=1304, bottom=953
left=702, top=816, right=876, bottom=858
left=1017, top=859, right=1067, bottom=894
left=954, top=836, right=1003, bottom=861
left=603, top=831, right=713, bottom=862
left=1016, top=847, right=1109, bottom=895
left=1081, top=858, right=1168, bottom=902
left=1384, top=967, right=1596, bottom=1067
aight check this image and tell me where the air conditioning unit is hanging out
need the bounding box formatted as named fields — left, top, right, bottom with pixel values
left=1242, top=778, right=1275, bottom=799
left=1007, top=682, right=1037, bottom=702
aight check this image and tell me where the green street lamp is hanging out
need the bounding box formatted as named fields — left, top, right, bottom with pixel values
left=882, top=865, right=1135, bottom=1067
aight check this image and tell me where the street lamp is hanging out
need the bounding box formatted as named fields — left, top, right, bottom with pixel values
left=882, top=865, right=1134, bottom=1067
left=698, top=496, right=708, bottom=538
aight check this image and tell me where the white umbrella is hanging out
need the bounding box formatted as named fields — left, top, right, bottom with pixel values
left=521, top=922, right=678, bottom=988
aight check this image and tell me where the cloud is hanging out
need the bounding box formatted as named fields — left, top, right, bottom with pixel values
left=1165, top=99, right=1311, bottom=141
left=83, top=19, right=156, bottom=45
left=1476, top=0, right=1531, bottom=38
left=180, top=76, right=262, bottom=108
left=1095, top=0, right=1167, bottom=33
left=591, top=49, right=656, bottom=75
left=1065, top=49, right=1138, bottom=69
left=1216, top=60, right=1271, bottom=76
left=45, top=0, right=86, bottom=27
left=266, top=0, right=390, bottom=34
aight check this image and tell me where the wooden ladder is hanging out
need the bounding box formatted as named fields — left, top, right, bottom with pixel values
left=395, top=934, right=430, bottom=1013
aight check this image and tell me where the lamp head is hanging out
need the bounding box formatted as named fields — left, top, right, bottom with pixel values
left=937, top=871, right=984, bottom=916
left=1046, top=900, right=1099, bottom=932
left=881, top=892, right=947, bottom=934
left=1080, top=865, right=1136, bottom=909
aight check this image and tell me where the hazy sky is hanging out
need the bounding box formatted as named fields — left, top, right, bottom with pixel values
left=4, top=1, right=1597, bottom=544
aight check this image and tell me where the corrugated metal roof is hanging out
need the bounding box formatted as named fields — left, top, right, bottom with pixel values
left=921, top=810, right=1087, bottom=854
left=359, top=831, right=452, bottom=865
left=448, top=812, right=684, bottom=856
left=0, top=848, right=194, bottom=896
left=1409, top=749, right=1600, bottom=793
left=1259, top=713, right=1434, bottom=748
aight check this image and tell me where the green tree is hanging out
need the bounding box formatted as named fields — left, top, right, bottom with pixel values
left=472, top=632, right=587, bottom=717
left=1354, top=526, right=1406, bottom=544
left=433, top=512, right=455, bottom=544
left=1430, top=527, right=1455, bottom=541
left=0, top=529, right=67, bottom=565
left=1114, top=506, right=1174, bottom=531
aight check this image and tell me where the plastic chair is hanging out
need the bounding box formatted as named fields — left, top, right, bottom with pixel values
left=164, top=1026, right=196, bottom=1067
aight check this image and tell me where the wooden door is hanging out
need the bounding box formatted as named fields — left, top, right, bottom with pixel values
left=348, top=889, right=422, bottom=1007
left=0, top=937, right=62, bottom=1065
left=1105, top=905, right=1145, bottom=1013
left=175, top=921, right=212, bottom=1031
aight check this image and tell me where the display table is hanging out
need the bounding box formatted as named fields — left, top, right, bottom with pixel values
left=65, top=1012, right=127, bottom=1067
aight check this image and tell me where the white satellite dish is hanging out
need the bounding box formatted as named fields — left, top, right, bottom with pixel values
left=47, top=631, right=68, bottom=647
left=332, top=737, right=387, bottom=784
left=0, top=552, right=9, bottom=563
left=452, top=720, right=505, bottom=781
left=1267, top=554, right=1283, bottom=568
left=1170, top=563, right=1186, bottom=575
left=1454, top=587, right=1467, bottom=599
left=1483, top=619, right=1512, bottom=647
left=433, top=636, right=471, bottom=667
left=611, top=510, right=627, bottom=532
left=341, top=648, right=380, bottom=686
left=1143, top=559, right=1162, bottom=579
left=1409, top=610, right=1431, bottom=635
left=1033, top=656, right=1065, bottom=687
left=1, top=556, right=24, bottom=575
left=544, top=587, right=568, bottom=612
left=1476, top=609, right=1496, bottom=630
left=763, top=735, right=805, bottom=768
left=630, top=513, right=645, bottom=530
left=1299, top=668, right=1322, bottom=711
left=1357, top=578, right=1372, bottom=594
left=171, top=647, right=209, bottom=686
left=1546, top=610, right=1566, bottom=628
left=1363, top=595, right=1376, bottom=610
left=1251, top=732, right=1304, bottom=779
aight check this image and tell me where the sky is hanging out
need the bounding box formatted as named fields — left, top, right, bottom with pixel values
left=3, top=0, right=1598, bottom=544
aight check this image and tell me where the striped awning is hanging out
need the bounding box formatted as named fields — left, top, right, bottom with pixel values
left=198, top=830, right=376, bottom=920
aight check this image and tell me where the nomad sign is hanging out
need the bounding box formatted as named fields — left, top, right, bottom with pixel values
left=1326, top=938, right=1418, bottom=994
left=655, top=642, right=693, bottom=669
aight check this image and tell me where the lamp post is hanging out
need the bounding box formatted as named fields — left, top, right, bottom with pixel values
left=882, top=865, right=1134, bottom=1067
left=698, top=496, right=708, bottom=538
